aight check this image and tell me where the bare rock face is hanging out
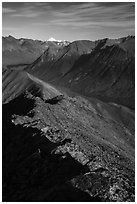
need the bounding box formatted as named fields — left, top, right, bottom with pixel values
left=2, top=35, right=135, bottom=202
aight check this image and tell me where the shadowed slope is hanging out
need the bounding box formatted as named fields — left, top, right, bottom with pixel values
left=26, top=39, right=97, bottom=81
left=26, top=36, right=135, bottom=109
left=60, top=40, right=134, bottom=108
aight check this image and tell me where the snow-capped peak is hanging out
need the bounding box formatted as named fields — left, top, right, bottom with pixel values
left=48, top=37, right=66, bottom=42
left=48, top=37, right=57, bottom=41
left=47, top=37, right=70, bottom=46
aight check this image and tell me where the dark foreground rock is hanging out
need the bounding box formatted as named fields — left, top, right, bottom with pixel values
left=3, top=88, right=135, bottom=201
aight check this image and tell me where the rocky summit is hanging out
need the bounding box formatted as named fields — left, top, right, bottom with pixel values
left=2, top=35, right=135, bottom=202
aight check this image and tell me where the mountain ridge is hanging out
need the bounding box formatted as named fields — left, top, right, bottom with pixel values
left=2, top=34, right=135, bottom=201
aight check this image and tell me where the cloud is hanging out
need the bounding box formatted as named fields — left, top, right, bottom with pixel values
left=12, top=7, right=44, bottom=18
left=94, top=2, right=134, bottom=8
left=3, top=3, right=46, bottom=18
left=45, top=2, right=135, bottom=30
left=2, top=2, right=135, bottom=40
left=12, top=12, right=41, bottom=18
left=2, top=7, right=16, bottom=13
left=23, top=2, right=51, bottom=7
left=3, top=2, right=134, bottom=24
left=2, top=26, right=20, bottom=31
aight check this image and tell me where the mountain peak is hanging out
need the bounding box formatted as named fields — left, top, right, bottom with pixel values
left=48, top=37, right=59, bottom=42
left=47, top=37, right=68, bottom=43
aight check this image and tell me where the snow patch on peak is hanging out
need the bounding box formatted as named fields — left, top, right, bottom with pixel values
left=48, top=37, right=57, bottom=41
left=48, top=37, right=66, bottom=42
left=47, top=37, right=70, bottom=46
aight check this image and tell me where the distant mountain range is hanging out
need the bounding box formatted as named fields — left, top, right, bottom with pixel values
left=2, top=35, right=70, bottom=66
left=2, top=35, right=135, bottom=109
left=26, top=35, right=135, bottom=109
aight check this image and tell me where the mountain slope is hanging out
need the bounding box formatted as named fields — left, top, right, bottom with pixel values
left=26, top=36, right=135, bottom=109
left=2, top=35, right=68, bottom=66
left=2, top=67, right=63, bottom=104
left=2, top=36, right=46, bottom=66
left=3, top=75, right=134, bottom=201
left=26, top=40, right=97, bottom=80
left=59, top=38, right=135, bottom=108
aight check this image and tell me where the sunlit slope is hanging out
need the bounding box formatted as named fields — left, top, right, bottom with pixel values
left=2, top=68, right=62, bottom=104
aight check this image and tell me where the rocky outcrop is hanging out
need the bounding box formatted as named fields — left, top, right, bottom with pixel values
left=3, top=84, right=135, bottom=201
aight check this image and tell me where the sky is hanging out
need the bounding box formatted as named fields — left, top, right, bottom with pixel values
left=2, top=2, right=135, bottom=41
